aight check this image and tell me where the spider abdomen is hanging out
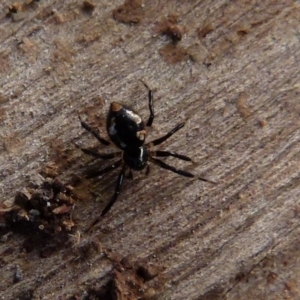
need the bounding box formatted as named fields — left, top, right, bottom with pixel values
left=107, top=102, right=146, bottom=150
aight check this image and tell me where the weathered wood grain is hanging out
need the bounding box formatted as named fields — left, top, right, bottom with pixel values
left=1, top=0, right=300, bottom=299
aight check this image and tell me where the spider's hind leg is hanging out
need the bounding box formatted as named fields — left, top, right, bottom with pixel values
left=101, top=164, right=127, bottom=216
left=149, top=156, right=216, bottom=184
left=150, top=150, right=194, bottom=163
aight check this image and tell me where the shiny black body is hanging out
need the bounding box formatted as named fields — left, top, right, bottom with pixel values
left=107, top=103, right=146, bottom=150
left=106, top=102, right=148, bottom=171
left=78, top=83, right=214, bottom=220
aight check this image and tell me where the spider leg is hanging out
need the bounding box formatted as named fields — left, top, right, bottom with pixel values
left=141, top=81, right=154, bottom=127
left=77, top=145, right=121, bottom=160
left=85, top=160, right=123, bottom=230
left=149, top=156, right=216, bottom=183
left=147, top=122, right=185, bottom=147
left=86, top=159, right=122, bottom=179
left=78, top=114, right=110, bottom=146
left=150, top=150, right=194, bottom=162
left=101, top=164, right=127, bottom=216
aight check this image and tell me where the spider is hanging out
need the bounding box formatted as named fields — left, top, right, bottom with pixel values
left=78, top=83, right=214, bottom=217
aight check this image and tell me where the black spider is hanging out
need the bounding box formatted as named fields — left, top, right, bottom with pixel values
left=78, top=83, right=214, bottom=217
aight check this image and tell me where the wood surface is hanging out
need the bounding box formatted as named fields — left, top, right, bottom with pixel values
left=0, top=0, right=300, bottom=299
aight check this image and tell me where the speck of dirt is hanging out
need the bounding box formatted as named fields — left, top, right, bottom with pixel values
left=137, top=264, right=161, bottom=281
left=7, top=0, right=39, bottom=21
left=237, top=27, right=250, bottom=37
left=8, top=2, right=23, bottom=14
left=159, top=43, right=188, bottom=64
left=267, top=271, right=278, bottom=284
left=154, top=14, right=185, bottom=43
left=259, top=119, right=267, bottom=127
left=82, top=0, right=96, bottom=14
left=236, top=92, right=251, bottom=118
left=112, top=0, right=144, bottom=24
left=0, top=53, right=10, bottom=73
left=198, top=23, right=214, bottom=38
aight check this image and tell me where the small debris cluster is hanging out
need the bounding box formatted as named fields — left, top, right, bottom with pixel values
left=70, top=254, right=164, bottom=300
left=155, top=15, right=189, bottom=64
left=7, top=0, right=40, bottom=21
left=82, top=0, right=96, bottom=14
left=155, top=14, right=185, bottom=43
left=112, top=0, right=144, bottom=24
left=110, top=255, right=163, bottom=299
left=2, top=177, right=75, bottom=236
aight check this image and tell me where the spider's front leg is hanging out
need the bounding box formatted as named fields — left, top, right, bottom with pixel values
left=75, top=143, right=121, bottom=160
left=79, top=114, right=110, bottom=146
left=141, top=81, right=154, bottom=127
left=147, top=122, right=185, bottom=147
